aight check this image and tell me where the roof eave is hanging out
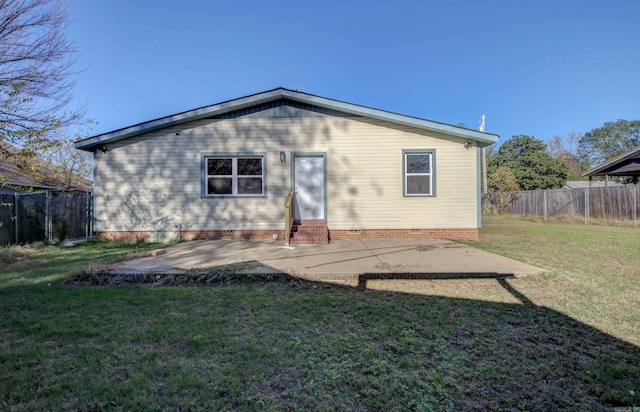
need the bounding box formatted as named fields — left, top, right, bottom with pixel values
left=1, top=180, right=62, bottom=190
left=582, top=146, right=640, bottom=177
left=75, top=89, right=288, bottom=151
left=280, top=90, right=499, bottom=146
left=75, top=88, right=499, bottom=150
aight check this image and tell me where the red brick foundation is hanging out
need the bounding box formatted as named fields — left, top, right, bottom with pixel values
left=180, top=230, right=283, bottom=241
left=97, top=231, right=149, bottom=242
left=329, top=228, right=479, bottom=240
left=97, top=228, right=479, bottom=242
left=97, top=230, right=285, bottom=243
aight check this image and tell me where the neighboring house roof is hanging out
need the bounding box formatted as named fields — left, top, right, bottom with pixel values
left=75, top=88, right=499, bottom=151
left=582, top=146, right=640, bottom=177
left=0, top=141, right=92, bottom=191
left=564, top=180, right=624, bottom=189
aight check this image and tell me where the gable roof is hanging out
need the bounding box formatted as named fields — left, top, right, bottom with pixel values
left=75, top=88, right=499, bottom=151
left=0, top=141, right=92, bottom=191
left=582, top=146, right=640, bottom=177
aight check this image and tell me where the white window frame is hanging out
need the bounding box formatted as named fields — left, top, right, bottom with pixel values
left=202, top=152, right=267, bottom=198
left=403, top=149, right=436, bottom=197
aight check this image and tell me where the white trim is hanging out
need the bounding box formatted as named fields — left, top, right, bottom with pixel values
left=76, top=88, right=499, bottom=150
left=403, top=150, right=436, bottom=197
left=202, top=153, right=266, bottom=198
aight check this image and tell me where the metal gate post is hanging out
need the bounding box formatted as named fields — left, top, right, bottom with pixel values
left=45, top=190, right=51, bottom=243
left=634, top=185, right=637, bottom=228
left=584, top=189, right=589, bottom=225
left=543, top=190, right=547, bottom=223
left=85, top=191, right=89, bottom=239
left=14, top=193, right=19, bottom=244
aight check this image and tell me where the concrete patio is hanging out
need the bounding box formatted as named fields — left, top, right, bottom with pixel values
left=110, top=238, right=545, bottom=286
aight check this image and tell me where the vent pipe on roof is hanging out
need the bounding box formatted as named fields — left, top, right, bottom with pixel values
left=480, top=114, right=487, bottom=194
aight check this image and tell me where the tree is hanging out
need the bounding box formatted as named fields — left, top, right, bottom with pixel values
left=42, top=138, right=92, bottom=187
left=0, top=0, right=81, bottom=148
left=577, top=119, right=640, bottom=168
left=488, top=135, right=567, bottom=190
left=486, top=165, right=520, bottom=213
left=481, top=143, right=497, bottom=193
left=548, top=131, right=584, bottom=181
left=488, top=165, right=520, bottom=192
left=0, top=137, right=91, bottom=190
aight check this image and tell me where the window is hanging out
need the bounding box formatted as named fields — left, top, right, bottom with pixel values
left=203, top=153, right=266, bottom=197
left=403, top=150, right=435, bottom=196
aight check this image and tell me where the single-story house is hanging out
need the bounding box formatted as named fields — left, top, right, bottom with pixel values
left=0, top=141, right=92, bottom=194
left=75, top=88, right=499, bottom=243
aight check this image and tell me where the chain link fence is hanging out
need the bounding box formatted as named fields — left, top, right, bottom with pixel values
left=0, top=190, right=92, bottom=245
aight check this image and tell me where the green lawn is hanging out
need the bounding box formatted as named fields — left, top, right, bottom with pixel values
left=462, top=214, right=640, bottom=347
left=1, top=218, right=639, bottom=411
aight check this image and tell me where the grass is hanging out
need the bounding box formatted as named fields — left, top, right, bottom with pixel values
left=460, top=214, right=640, bottom=346
left=0, top=240, right=161, bottom=288
left=0, top=220, right=639, bottom=411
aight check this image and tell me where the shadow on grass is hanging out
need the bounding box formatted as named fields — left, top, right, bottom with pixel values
left=0, top=240, right=161, bottom=289
left=356, top=273, right=640, bottom=410
left=0, top=262, right=638, bottom=410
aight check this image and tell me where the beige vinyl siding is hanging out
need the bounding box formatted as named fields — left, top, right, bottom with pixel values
left=94, top=116, right=478, bottom=233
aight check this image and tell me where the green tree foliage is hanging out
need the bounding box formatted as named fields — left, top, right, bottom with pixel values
left=577, top=119, right=640, bottom=168
left=486, top=165, right=520, bottom=213
left=489, top=135, right=567, bottom=190
left=488, top=165, right=520, bottom=192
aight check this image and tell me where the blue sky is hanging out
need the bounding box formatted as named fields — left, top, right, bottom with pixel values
left=68, top=1, right=640, bottom=145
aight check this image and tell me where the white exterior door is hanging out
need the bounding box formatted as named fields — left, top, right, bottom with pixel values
left=294, top=155, right=325, bottom=219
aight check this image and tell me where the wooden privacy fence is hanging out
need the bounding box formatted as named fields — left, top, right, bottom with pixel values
left=485, top=186, right=639, bottom=226
left=0, top=190, right=92, bottom=245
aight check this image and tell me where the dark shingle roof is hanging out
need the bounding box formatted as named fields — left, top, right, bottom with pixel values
left=582, top=146, right=640, bottom=177
left=0, top=141, right=92, bottom=191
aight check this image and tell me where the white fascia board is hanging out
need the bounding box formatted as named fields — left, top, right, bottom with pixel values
left=75, top=88, right=499, bottom=150
left=74, top=90, right=286, bottom=150
left=281, top=90, right=499, bottom=146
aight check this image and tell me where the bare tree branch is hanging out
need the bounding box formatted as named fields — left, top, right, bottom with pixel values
left=0, top=0, right=82, bottom=147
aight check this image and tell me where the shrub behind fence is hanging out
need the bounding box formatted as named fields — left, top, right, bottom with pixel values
left=484, top=186, right=639, bottom=225
left=0, top=190, right=92, bottom=245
